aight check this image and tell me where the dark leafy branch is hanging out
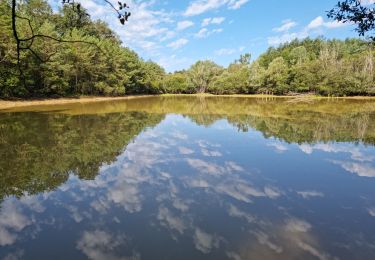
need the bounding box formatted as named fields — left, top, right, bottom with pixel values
left=328, top=0, right=375, bottom=41
left=61, top=0, right=131, bottom=25
left=105, top=0, right=131, bottom=24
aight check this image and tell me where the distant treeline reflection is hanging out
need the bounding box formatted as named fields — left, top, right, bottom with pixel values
left=1, top=96, right=375, bottom=199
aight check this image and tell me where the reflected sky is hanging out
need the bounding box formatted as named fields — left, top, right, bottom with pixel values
left=1, top=97, right=375, bottom=259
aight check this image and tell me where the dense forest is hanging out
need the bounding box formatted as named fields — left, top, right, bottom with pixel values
left=0, top=0, right=374, bottom=98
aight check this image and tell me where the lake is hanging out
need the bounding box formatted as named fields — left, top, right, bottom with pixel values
left=1, top=96, right=375, bottom=260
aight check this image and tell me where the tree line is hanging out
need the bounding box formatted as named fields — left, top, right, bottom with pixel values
left=0, top=0, right=374, bottom=98
left=179, top=38, right=374, bottom=96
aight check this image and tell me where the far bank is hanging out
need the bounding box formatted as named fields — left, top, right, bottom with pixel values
left=2, top=94, right=375, bottom=111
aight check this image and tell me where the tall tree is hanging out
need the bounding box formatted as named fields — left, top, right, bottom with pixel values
left=188, top=61, right=222, bottom=93
left=263, top=57, right=289, bottom=94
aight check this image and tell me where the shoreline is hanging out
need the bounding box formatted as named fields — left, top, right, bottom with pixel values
left=0, top=95, right=154, bottom=111
left=1, top=94, right=375, bottom=110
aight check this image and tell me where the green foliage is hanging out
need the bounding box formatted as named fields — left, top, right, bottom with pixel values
left=0, top=110, right=164, bottom=199
left=246, top=38, right=374, bottom=96
left=129, top=61, right=166, bottom=94
left=0, top=0, right=373, bottom=98
left=263, top=57, right=289, bottom=94
left=0, top=0, right=164, bottom=98
left=0, top=0, right=21, bottom=97
left=187, top=60, right=223, bottom=93
left=180, top=39, right=373, bottom=97
left=235, top=53, right=251, bottom=65
left=161, top=73, right=194, bottom=94
left=160, top=36, right=372, bottom=96
left=208, top=64, right=251, bottom=94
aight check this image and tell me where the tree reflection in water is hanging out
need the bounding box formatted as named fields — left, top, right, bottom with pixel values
left=0, top=96, right=375, bottom=259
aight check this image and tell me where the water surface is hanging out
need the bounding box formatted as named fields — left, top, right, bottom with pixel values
left=1, top=96, right=375, bottom=260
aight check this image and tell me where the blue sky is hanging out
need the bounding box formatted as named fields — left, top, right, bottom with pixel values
left=54, top=0, right=373, bottom=71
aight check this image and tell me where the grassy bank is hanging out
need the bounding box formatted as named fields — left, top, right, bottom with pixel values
left=162, top=93, right=375, bottom=99
left=0, top=96, right=154, bottom=111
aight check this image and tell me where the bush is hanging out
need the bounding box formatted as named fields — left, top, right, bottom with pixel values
left=162, top=73, right=195, bottom=94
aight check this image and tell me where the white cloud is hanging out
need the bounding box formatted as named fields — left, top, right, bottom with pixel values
left=227, top=204, right=255, bottom=223
left=253, top=231, right=283, bottom=253
left=187, top=158, right=241, bottom=176
left=65, top=0, right=178, bottom=63
left=202, top=17, right=226, bottom=27
left=178, top=147, right=195, bottom=155
left=299, top=144, right=314, bottom=154
left=299, top=143, right=374, bottom=162
left=184, top=0, right=248, bottom=16
left=172, top=131, right=188, bottom=140
left=167, top=38, right=189, bottom=49
left=267, top=142, right=288, bottom=153
left=214, top=48, right=236, bottom=55
left=331, top=160, right=375, bottom=178
left=225, top=161, right=244, bottom=172
left=172, top=199, right=190, bottom=212
left=269, top=15, right=350, bottom=46
left=360, top=0, right=375, bottom=5
left=268, top=31, right=309, bottom=46
left=84, top=134, right=170, bottom=215
left=185, top=0, right=229, bottom=16
left=185, top=178, right=210, bottom=188
left=285, top=218, right=312, bottom=233
left=193, top=228, right=221, bottom=254
left=307, top=16, right=347, bottom=30
left=297, top=241, right=332, bottom=260
left=201, top=148, right=222, bottom=157
left=157, top=55, right=192, bottom=73
left=214, top=46, right=245, bottom=56
left=211, top=28, right=223, bottom=33
left=187, top=158, right=225, bottom=175
left=195, top=28, right=209, bottom=38
left=160, top=31, right=176, bottom=42
left=195, top=28, right=223, bottom=38
left=264, top=186, right=282, bottom=199
left=307, top=16, right=325, bottom=30
left=216, top=180, right=265, bottom=203
left=197, top=140, right=221, bottom=148
left=108, top=181, right=143, bottom=213
left=0, top=227, right=16, bottom=246
left=368, top=208, right=375, bottom=217
left=158, top=206, right=187, bottom=234
left=77, top=230, right=138, bottom=260
left=202, top=18, right=211, bottom=27
left=228, top=0, right=249, bottom=9
left=0, top=200, right=32, bottom=246
left=273, top=19, right=297, bottom=32
left=297, top=190, right=324, bottom=199
left=177, top=20, right=194, bottom=31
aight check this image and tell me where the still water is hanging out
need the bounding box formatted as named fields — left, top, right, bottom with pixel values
left=1, top=96, right=375, bottom=260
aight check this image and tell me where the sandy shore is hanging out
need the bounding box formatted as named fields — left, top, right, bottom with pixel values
left=1, top=94, right=375, bottom=110
left=0, top=96, right=154, bottom=110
